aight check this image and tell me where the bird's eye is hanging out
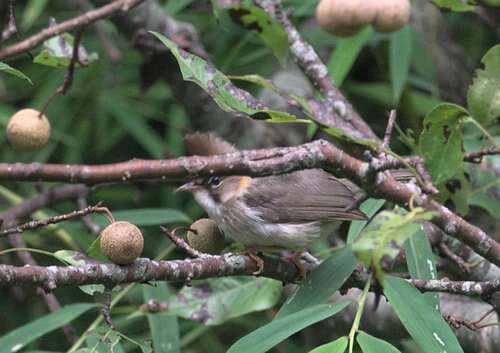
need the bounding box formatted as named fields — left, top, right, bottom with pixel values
left=208, top=176, right=222, bottom=188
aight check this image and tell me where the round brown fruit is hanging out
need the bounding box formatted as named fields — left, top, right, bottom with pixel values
left=316, top=0, right=377, bottom=37
left=6, top=108, right=51, bottom=151
left=100, top=221, right=144, bottom=265
left=187, top=218, right=225, bottom=255
left=373, top=0, right=411, bottom=33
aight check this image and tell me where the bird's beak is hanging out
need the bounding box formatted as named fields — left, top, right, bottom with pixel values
left=175, top=181, right=199, bottom=193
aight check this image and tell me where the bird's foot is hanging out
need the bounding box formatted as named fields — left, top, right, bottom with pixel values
left=244, top=248, right=265, bottom=275
left=283, top=251, right=307, bottom=281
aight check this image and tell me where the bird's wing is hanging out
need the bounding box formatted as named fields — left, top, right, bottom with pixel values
left=243, top=169, right=367, bottom=223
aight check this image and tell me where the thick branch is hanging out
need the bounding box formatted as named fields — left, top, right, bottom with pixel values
left=2, top=254, right=500, bottom=298
left=0, top=0, right=146, bottom=60
left=0, top=254, right=299, bottom=287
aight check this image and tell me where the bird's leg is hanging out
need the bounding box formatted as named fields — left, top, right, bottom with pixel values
left=244, top=247, right=265, bottom=275
left=283, top=251, right=307, bottom=280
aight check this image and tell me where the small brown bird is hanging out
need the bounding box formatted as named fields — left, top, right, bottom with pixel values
left=177, top=133, right=367, bottom=273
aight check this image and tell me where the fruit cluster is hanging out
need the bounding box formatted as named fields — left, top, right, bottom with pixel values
left=316, top=0, right=410, bottom=37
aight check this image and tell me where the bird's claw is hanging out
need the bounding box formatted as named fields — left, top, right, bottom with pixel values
left=244, top=248, right=265, bottom=275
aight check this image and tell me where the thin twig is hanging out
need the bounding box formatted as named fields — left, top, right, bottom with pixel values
left=464, top=146, right=500, bottom=163
left=40, top=26, right=86, bottom=116
left=101, top=287, right=116, bottom=330
left=1, top=0, right=17, bottom=42
left=0, top=0, right=146, bottom=59
left=160, top=226, right=205, bottom=258
left=76, top=196, right=102, bottom=235
left=440, top=242, right=470, bottom=274
left=0, top=203, right=112, bottom=237
left=382, top=110, right=397, bottom=148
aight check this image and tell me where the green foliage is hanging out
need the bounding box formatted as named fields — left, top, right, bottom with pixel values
left=356, top=331, right=402, bottom=353
left=227, top=301, right=351, bottom=353
left=309, top=336, right=348, bottom=353
left=353, top=207, right=434, bottom=279
left=431, top=0, right=476, bottom=11
left=143, top=282, right=181, bottom=353
left=467, top=45, right=500, bottom=126
left=0, top=304, right=98, bottom=353
left=276, top=246, right=357, bottom=318
left=347, top=198, right=385, bottom=244
left=383, top=276, right=464, bottom=353
left=327, top=27, right=373, bottom=87
left=224, top=1, right=289, bottom=65
left=93, top=208, right=191, bottom=227
left=0, top=2, right=498, bottom=353
left=34, top=32, right=98, bottom=68
left=0, top=62, right=32, bottom=84
left=389, top=26, right=412, bottom=104
left=150, top=32, right=301, bottom=123
left=158, top=277, right=282, bottom=325
left=418, top=103, right=467, bottom=185
left=404, top=227, right=440, bottom=309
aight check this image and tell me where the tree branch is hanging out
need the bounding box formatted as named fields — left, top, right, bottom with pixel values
left=0, top=0, right=146, bottom=60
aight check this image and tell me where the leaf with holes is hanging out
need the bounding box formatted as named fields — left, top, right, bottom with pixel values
left=161, top=277, right=282, bottom=325
left=34, top=32, right=98, bottom=67
left=150, top=31, right=301, bottom=124
left=467, top=45, right=500, bottom=126
left=227, top=1, right=288, bottom=65
left=418, top=103, right=467, bottom=185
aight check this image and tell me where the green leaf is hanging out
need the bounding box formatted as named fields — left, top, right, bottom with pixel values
left=347, top=198, right=385, bottom=244
left=328, top=27, right=372, bottom=87
left=322, top=126, right=379, bottom=149
left=229, top=74, right=314, bottom=116
left=418, top=103, right=468, bottom=185
left=390, top=26, right=412, bottom=105
left=228, top=2, right=288, bottom=65
left=21, top=0, right=49, bottom=30
left=276, top=246, right=357, bottom=319
left=54, top=250, right=95, bottom=265
left=0, top=62, right=33, bottom=84
left=309, top=336, right=348, bottom=353
left=404, top=226, right=440, bottom=310
left=356, top=331, right=402, bottom=353
left=353, top=208, right=434, bottom=279
left=439, top=171, right=471, bottom=216
left=162, top=277, right=282, bottom=325
left=384, top=276, right=464, bottom=353
left=0, top=303, right=97, bottom=353
left=94, top=208, right=191, bottom=227
left=227, top=301, right=351, bottom=353
left=469, top=192, right=500, bottom=220
left=432, top=0, right=475, bottom=11
left=104, top=96, right=166, bottom=159
left=149, top=31, right=301, bottom=124
left=34, top=32, right=98, bottom=68
left=467, top=45, right=500, bottom=126
left=143, top=282, right=181, bottom=353
left=84, top=328, right=126, bottom=353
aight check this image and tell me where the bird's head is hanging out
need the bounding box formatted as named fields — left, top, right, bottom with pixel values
left=176, top=175, right=252, bottom=215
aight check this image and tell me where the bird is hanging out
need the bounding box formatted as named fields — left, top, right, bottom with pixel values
left=177, top=133, right=367, bottom=275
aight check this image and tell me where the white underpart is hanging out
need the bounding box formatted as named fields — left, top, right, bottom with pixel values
left=193, top=190, right=322, bottom=249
